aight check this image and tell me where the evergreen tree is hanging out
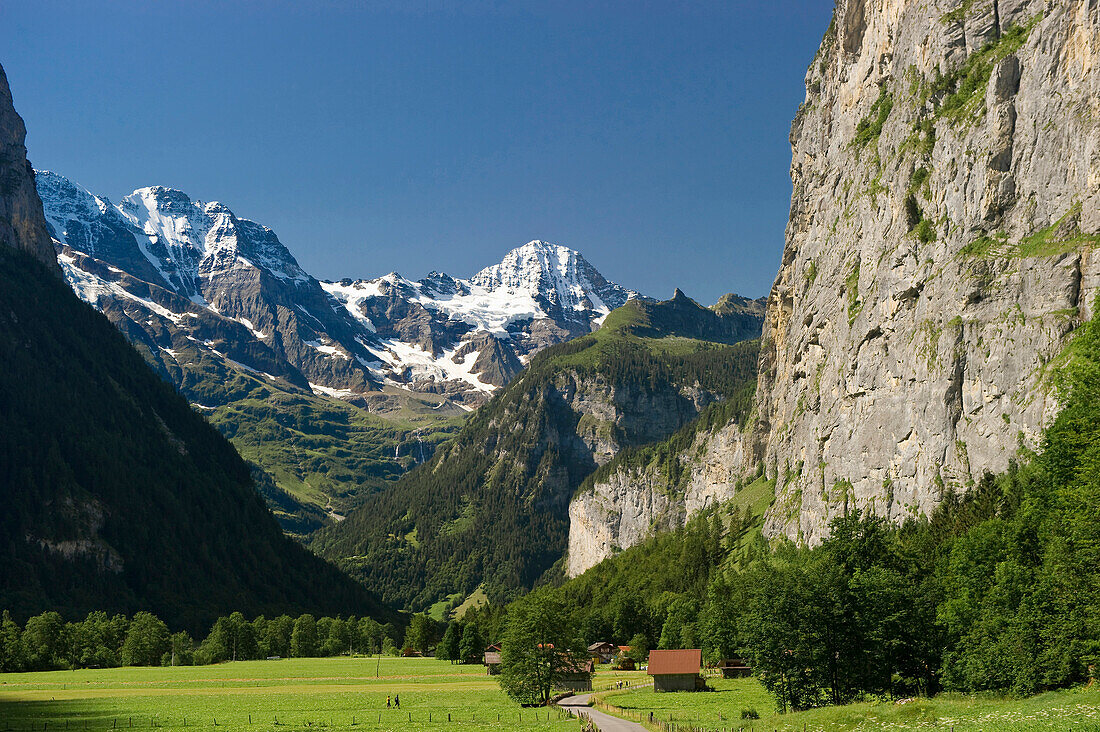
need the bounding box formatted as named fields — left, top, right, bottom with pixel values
left=402, top=613, right=436, bottom=655
left=0, top=610, right=25, bottom=672
left=437, top=622, right=461, bottom=662
left=626, top=633, right=649, bottom=664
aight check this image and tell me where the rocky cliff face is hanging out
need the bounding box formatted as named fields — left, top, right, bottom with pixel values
left=0, top=65, right=56, bottom=271
left=567, top=418, right=755, bottom=576
left=757, top=0, right=1100, bottom=542
left=566, top=0, right=1100, bottom=570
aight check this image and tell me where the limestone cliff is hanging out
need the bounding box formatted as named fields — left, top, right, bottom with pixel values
left=758, top=0, right=1099, bottom=541
left=0, top=64, right=57, bottom=271
left=567, top=0, right=1100, bottom=570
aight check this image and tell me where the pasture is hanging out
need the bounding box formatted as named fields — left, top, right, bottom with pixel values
left=599, top=676, right=1100, bottom=730
left=0, top=658, right=582, bottom=732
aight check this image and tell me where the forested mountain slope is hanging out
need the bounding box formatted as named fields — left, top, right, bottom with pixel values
left=0, top=63, right=392, bottom=632
left=312, top=292, right=764, bottom=611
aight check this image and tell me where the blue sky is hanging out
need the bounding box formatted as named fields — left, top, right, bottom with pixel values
left=2, top=0, right=833, bottom=303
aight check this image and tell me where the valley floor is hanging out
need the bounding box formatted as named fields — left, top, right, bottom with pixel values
left=0, top=658, right=583, bottom=731
left=597, top=677, right=1100, bottom=731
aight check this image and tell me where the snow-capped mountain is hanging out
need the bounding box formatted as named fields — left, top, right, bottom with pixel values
left=37, top=171, right=640, bottom=410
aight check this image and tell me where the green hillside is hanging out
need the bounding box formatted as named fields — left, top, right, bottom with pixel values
left=136, top=339, right=464, bottom=537
left=205, top=391, right=461, bottom=536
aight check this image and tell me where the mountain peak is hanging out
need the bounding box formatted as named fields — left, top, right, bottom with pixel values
left=469, top=239, right=635, bottom=321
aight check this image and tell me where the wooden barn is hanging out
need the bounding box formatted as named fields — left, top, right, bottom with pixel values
left=718, top=656, right=752, bottom=678
left=647, top=649, right=704, bottom=692
left=553, top=658, right=594, bottom=692
left=588, top=641, right=616, bottom=664
left=483, top=651, right=501, bottom=675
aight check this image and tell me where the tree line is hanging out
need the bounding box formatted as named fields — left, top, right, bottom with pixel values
left=0, top=610, right=405, bottom=672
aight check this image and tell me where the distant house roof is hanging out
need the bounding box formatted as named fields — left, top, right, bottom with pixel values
left=561, top=658, right=594, bottom=674
left=647, top=649, right=702, bottom=676
left=617, top=645, right=631, bottom=653
left=718, top=657, right=750, bottom=669
left=484, top=652, right=501, bottom=665
left=588, top=641, right=614, bottom=652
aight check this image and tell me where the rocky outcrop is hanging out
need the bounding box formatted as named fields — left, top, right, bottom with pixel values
left=755, top=0, right=1100, bottom=542
left=567, top=414, right=755, bottom=576
left=0, top=64, right=57, bottom=271
left=566, top=0, right=1100, bottom=568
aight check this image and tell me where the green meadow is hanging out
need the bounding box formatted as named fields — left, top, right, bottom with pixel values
left=598, top=676, right=1100, bottom=731
left=0, top=658, right=582, bottom=732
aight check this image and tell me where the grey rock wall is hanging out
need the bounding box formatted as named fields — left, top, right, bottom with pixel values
left=0, top=64, right=57, bottom=271
left=757, top=0, right=1100, bottom=542
left=566, top=0, right=1100, bottom=570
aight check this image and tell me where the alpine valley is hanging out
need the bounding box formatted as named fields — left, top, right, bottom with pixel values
left=4, top=0, right=1100, bottom=721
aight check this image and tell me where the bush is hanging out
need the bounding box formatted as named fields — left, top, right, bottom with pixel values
left=741, top=708, right=760, bottom=720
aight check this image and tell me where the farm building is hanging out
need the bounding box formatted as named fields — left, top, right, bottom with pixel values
left=647, top=649, right=704, bottom=692
left=483, top=651, right=501, bottom=675
left=553, top=658, right=594, bottom=692
left=717, top=656, right=752, bottom=678
left=588, top=641, right=616, bottom=664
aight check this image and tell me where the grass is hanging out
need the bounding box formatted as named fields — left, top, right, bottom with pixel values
left=0, top=658, right=586, bottom=732
left=928, top=17, right=1039, bottom=126
left=959, top=205, right=1100, bottom=262
left=852, top=87, right=893, bottom=151
left=599, top=676, right=1100, bottom=731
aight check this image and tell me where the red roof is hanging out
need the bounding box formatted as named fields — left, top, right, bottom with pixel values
left=647, top=649, right=702, bottom=676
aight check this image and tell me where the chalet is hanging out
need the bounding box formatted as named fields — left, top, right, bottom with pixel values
left=647, top=649, right=704, bottom=692
left=483, top=651, right=502, bottom=675
left=717, top=656, right=752, bottom=678
left=553, top=658, right=594, bottom=692
left=587, top=641, right=616, bottom=664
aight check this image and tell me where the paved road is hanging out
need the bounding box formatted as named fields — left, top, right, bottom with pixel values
left=558, top=692, right=647, bottom=732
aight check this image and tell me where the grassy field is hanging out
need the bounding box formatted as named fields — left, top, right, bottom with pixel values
left=0, top=658, right=582, bottom=732
left=599, top=676, right=1100, bottom=730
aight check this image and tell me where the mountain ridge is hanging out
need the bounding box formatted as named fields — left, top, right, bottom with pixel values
left=38, top=169, right=649, bottom=409
left=0, top=62, right=393, bottom=632
left=312, top=293, right=764, bottom=610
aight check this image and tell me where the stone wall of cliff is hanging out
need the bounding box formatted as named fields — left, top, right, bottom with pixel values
left=0, top=64, right=58, bottom=271
left=757, top=0, right=1099, bottom=541
left=566, top=0, right=1100, bottom=571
